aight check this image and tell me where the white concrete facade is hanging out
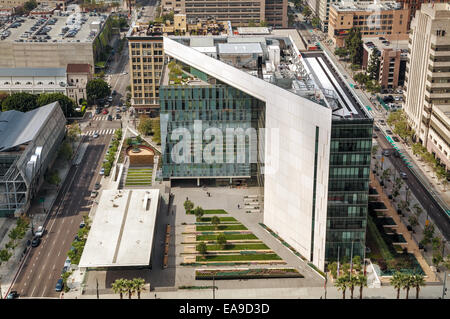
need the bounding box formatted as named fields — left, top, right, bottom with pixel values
left=0, top=70, right=67, bottom=94
left=163, top=37, right=332, bottom=270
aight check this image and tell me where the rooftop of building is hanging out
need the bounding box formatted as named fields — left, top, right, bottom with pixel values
left=331, top=1, right=405, bottom=13
left=66, top=63, right=91, bottom=74
left=163, top=31, right=371, bottom=119
left=0, top=67, right=66, bottom=77
left=0, top=102, right=60, bottom=152
left=363, top=37, right=409, bottom=52
left=78, top=189, right=160, bottom=268
left=0, top=11, right=109, bottom=44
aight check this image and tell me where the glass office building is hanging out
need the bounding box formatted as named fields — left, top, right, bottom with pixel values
left=159, top=63, right=264, bottom=182
left=325, top=118, right=373, bottom=261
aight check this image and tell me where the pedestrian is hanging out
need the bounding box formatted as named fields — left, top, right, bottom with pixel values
left=238, top=204, right=240, bottom=209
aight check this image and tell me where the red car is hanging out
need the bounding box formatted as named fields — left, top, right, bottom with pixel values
left=102, top=109, right=108, bottom=115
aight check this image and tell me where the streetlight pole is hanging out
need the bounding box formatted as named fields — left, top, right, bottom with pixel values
left=443, top=270, right=447, bottom=299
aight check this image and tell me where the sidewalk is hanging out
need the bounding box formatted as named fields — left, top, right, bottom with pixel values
left=0, top=138, right=82, bottom=298
left=65, top=284, right=446, bottom=299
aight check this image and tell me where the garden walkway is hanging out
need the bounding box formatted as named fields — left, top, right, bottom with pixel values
left=370, top=173, right=438, bottom=282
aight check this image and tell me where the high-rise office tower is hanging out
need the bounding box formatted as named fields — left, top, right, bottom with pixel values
left=404, top=3, right=450, bottom=170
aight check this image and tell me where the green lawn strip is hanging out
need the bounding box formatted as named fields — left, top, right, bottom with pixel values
left=195, top=268, right=303, bottom=280
left=203, top=209, right=228, bottom=214
left=196, top=253, right=282, bottom=262
left=126, top=172, right=152, bottom=176
left=197, top=217, right=237, bottom=222
left=126, top=177, right=152, bottom=181
left=196, top=243, right=269, bottom=251
left=196, top=225, right=248, bottom=231
left=197, top=234, right=258, bottom=241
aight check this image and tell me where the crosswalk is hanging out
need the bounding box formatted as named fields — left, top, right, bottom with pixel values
left=83, top=129, right=117, bottom=136
left=92, top=115, right=110, bottom=121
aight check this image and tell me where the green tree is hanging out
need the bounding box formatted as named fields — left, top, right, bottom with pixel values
left=36, top=93, right=77, bottom=117
left=2, top=92, right=37, bottom=112
left=334, top=47, right=348, bottom=59
left=328, top=261, right=338, bottom=278
left=138, top=115, right=153, bottom=135
left=302, top=6, right=312, bottom=19
left=126, top=137, right=133, bottom=146
left=408, top=215, right=419, bottom=228
left=216, top=233, right=227, bottom=248
left=335, top=275, right=349, bottom=299
left=24, top=0, right=37, bottom=12
left=111, top=278, right=127, bottom=299
left=345, top=28, right=363, bottom=65
left=152, top=117, right=161, bottom=144
left=125, top=279, right=135, bottom=299
left=259, top=20, right=268, bottom=27
left=58, top=141, right=73, bottom=161
left=411, top=274, right=425, bottom=299
left=0, top=249, right=12, bottom=265
left=184, top=199, right=194, bottom=214
left=413, top=204, right=423, bottom=218
left=197, top=242, right=207, bottom=255
left=211, top=216, right=220, bottom=230
left=193, top=206, right=204, bottom=219
left=352, top=255, right=362, bottom=272
left=356, top=274, right=367, bottom=299
left=136, top=135, right=142, bottom=144
left=86, top=78, right=111, bottom=104
left=132, top=278, right=146, bottom=299
left=390, top=272, right=405, bottom=299
left=311, top=17, right=320, bottom=28
left=401, top=274, right=414, bottom=299
left=367, top=48, right=380, bottom=81
left=67, top=122, right=81, bottom=143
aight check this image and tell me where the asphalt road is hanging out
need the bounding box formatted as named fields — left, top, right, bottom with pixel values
left=374, top=128, right=450, bottom=241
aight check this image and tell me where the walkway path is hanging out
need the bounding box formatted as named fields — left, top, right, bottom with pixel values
left=370, top=173, right=437, bottom=282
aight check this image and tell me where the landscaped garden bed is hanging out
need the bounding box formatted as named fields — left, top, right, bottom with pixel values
left=195, top=268, right=303, bottom=280
left=196, top=243, right=269, bottom=251
left=197, top=217, right=236, bottom=222
left=196, top=234, right=258, bottom=241
left=196, top=253, right=282, bottom=262
left=196, top=225, right=248, bottom=231
left=125, top=168, right=152, bottom=187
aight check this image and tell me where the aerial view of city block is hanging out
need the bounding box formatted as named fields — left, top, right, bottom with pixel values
left=0, top=0, right=449, bottom=302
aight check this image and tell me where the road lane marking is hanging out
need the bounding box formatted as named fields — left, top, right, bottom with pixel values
left=31, top=286, right=36, bottom=296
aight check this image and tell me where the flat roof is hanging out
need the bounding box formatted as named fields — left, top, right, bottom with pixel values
left=0, top=67, right=66, bottom=77
left=237, top=27, right=270, bottom=35
left=0, top=12, right=108, bottom=44
left=78, top=189, right=160, bottom=268
left=217, top=42, right=263, bottom=55
left=363, top=37, right=409, bottom=52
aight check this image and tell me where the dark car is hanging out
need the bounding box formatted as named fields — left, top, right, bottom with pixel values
left=374, top=126, right=380, bottom=132
left=94, top=182, right=101, bottom=190
left=392, top=136, right=400, bottom=142
left=55, top=279, right=64, bottom=292
left=31, top=236, right=41, bottom=248
left=95, top=108, right=101, bottom=114
left=383, top=150, right=390, bottom=157
left=107, top=115, right=113, bottom=121
left=61, top=266, right=69, bottom=275
left=115, top=114, right=121, bottom=120
left=6, top=291, right=19, bottom=299
left=79, top=221, right=86, bottom=229
left=386, top=130, right=393, bottom=135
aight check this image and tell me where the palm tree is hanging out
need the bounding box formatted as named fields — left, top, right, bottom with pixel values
left=111, top=278, right=127, bottom=299
left=401, top=274, right=414, bottom=299
left=132, top=278, right=146, bottom=299
left=356, top=274, right=367, bottom=299
left=335, top=275, right=349, bottom=299
left=125, top=279, right=135, bottom=299
left=411, top=274, right=425, bottom=299
left=348, top=275, right=358, bottom=299
left=390, top=272, right=405, bottom=299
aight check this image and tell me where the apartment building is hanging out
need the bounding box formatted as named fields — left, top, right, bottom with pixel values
left=362, top=38, right=408, bottom=90
left=397, top=0, right=447, bottom=28
left=126, top=19, right=230, bottom=115
left=403, top=3, right=450, bottom=170
left=328, top=1, right=409, bottom=48
left=161, top=0, right=288, bottom=28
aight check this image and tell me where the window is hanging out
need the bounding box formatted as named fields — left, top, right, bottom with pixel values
left=14, top=81, right=20, bottom=85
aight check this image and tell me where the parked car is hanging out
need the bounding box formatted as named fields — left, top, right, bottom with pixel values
left=112, top=90, right=117, bottom=95
left=392, top=136, right=400, bottom=142
left=386, top=129, right=393, bottom=135
left=400, top=172, right=407, bottom=179
left=99, top=167, right=105, bottom=175
left=374, top=126, right=380, bottom=132
left=64, top=257, right=71, bottom=268
left=107, top=96, right=113, bottom=102
left=94, top=182, right=101, bottom=190
left=90, top=191, right=98, bottom=198
left=31, top=236, right=41, bottom=248
left=79, top=221, right=86, bottom=228
left=55, top=279, right=64, bottom=292
left=34, top=226, right=44, bottom=238
left=6, top=291, right=19, bottom=299
left=61, top=266, right=69, bottom=275
left=383, top=150, right=390, bottom=157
